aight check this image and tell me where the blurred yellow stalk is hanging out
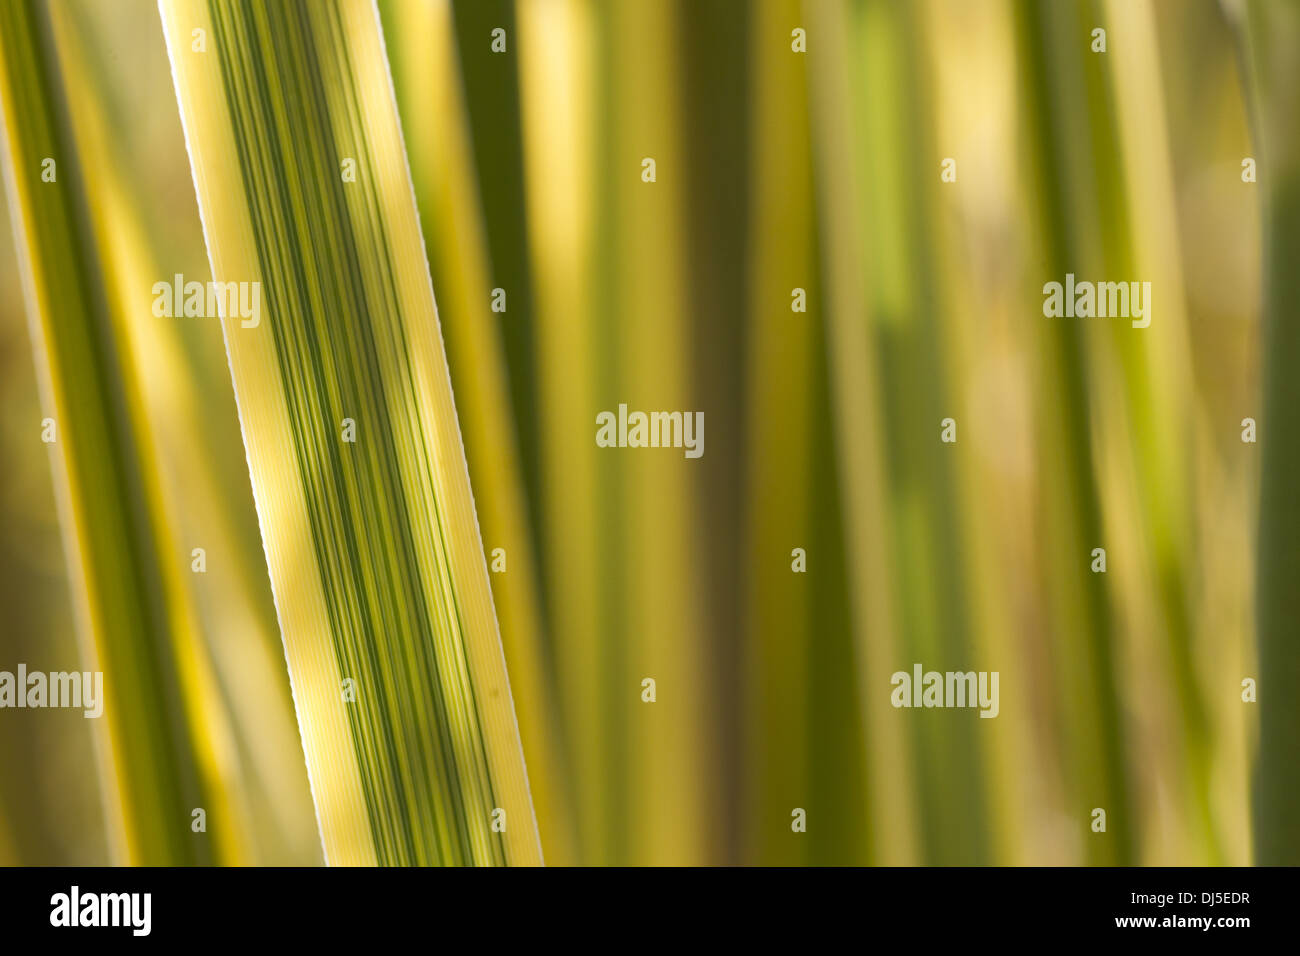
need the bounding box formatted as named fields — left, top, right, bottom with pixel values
left=0, top=0, right=238, bottom=865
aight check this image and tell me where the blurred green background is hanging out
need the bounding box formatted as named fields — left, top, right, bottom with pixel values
left=0, top=0, right=1290, bottom=865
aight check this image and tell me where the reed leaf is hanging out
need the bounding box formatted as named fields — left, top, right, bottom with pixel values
left=158, top=0, right=541, bottom=865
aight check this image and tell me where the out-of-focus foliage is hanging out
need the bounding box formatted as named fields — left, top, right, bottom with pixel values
left=0, top=0, right=1283, bottom=865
